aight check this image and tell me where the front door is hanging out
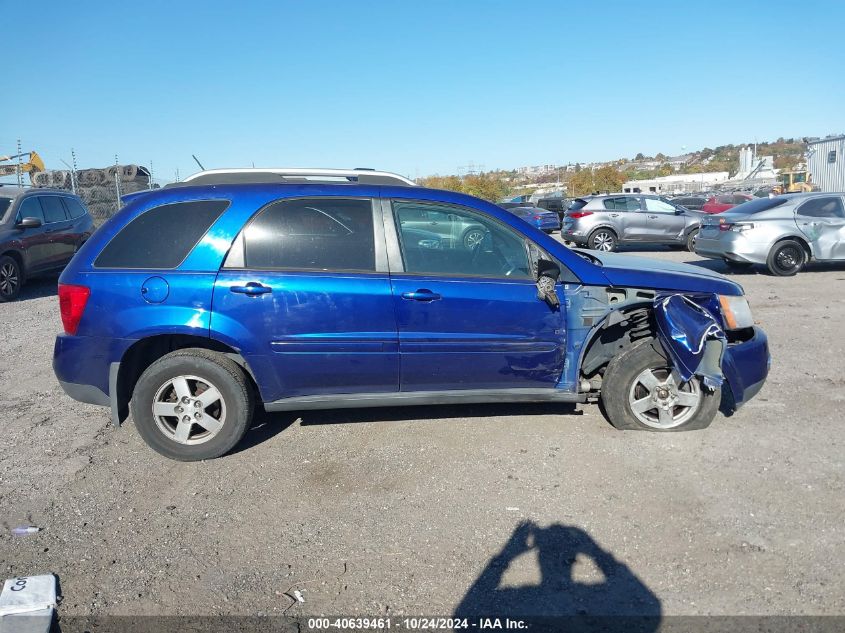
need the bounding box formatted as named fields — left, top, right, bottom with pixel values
left=13, top=197, right=52, bottom=273
left=212, top=197, right=399, bottom=402
left=387, top=199, right=566, bottom=392
left=642, top=197, right=686, bottom=242
left=794, top=195, right=845, bottom=260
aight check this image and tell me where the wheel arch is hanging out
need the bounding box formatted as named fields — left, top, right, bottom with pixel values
left=112, top=334, right=259, bottom=425
left=0, top=249, right=25, bottom=278
left=771, top=234, right=812, bottom=260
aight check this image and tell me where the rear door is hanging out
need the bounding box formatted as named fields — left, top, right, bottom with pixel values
left=386, top=198, right=566, bottom=392
left=794, top=195, right=845, bottom=260
left=212, top=196, right=399, bottom=402
left=38, top=194, right=76, bottom=267
left=606, top=196, right=649, bottom=240
left=643, top=197, right=686, bottom=242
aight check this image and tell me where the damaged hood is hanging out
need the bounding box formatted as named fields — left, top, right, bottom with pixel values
left=577, top=250, right=743, bottom=296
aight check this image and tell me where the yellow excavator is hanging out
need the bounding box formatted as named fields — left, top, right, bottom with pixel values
left=773, top=170, right=819, bottom=194
left=0, top=150, right=45, bottom=182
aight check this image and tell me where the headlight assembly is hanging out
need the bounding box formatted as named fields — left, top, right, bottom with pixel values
left=718, top=294, right=754, bottom=330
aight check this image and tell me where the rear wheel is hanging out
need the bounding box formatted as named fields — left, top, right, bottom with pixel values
left=130, top=349, right=254, bottom=461
left=588, top=228, right=617, bottom=252
left=0, top=255, right=22, bottom=302
left=600, top=340, right=720, bottom=431
left=766, top=240, right=805, bottom=276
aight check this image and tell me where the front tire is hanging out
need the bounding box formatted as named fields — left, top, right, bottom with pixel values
left=766, top=240, right=805, bottom=276
left=0, top=255, right=22, bottom=302
left=600, top=340, right=720, bottom=432
left=686, top=228, right=699, bottom=252
left=130, top=349, right=254, bottom=461
left=588, top=228, right=618, bottom=252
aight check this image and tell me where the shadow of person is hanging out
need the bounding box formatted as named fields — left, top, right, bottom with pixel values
left=455, top=522, right=660, bottom=631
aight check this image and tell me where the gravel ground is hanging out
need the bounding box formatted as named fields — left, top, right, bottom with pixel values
left=0, top=247, right=843, bottom=619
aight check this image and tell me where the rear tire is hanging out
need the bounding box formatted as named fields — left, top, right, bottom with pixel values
left=0, top=255, right=22, bottom=302
left=130, top=349, right=254, bottom=461
left=600, top=339, right=720, bottom=432
left=588, top=228, right=618, bottom=252
left=766, top=239, right=805, bottom=276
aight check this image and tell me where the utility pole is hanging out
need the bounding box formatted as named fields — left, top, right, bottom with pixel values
left=16, top=139, right=22, bottom=187
left=114, top=154, right=122, bottom=203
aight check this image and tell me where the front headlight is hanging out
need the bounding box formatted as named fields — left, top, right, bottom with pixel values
left=718, top=294, right=754, bottom=329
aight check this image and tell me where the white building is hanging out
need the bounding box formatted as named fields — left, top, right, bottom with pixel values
left=622, top=172, right=729, bottom=194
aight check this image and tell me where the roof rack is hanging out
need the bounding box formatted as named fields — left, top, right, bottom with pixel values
left=167, top=168, right=417, bottom=188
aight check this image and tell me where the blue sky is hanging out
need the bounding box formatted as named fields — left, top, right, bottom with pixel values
left=3, top=0, right=844, bottom=181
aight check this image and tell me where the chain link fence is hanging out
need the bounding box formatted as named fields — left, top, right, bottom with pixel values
left=30, top=165, right=159, bottom=225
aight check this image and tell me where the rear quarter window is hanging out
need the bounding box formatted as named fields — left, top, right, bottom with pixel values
left=63, top=197, right=88, bottom=219
left=94, top=200, right=230, bottom=269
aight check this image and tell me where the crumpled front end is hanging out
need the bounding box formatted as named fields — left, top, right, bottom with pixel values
left=653, top=293, right=770, bottom=412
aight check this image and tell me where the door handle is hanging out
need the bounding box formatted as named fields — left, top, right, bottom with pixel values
left=648, top=214, right=658, bottom=219
left=401, top=289, right=441, bottom=302
left=230, top=282, right=272, bottom=296
left=610, top=213, right=620, bottom=217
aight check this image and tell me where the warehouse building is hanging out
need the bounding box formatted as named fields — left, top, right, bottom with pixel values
left=807, top=135, right=845, bottom=192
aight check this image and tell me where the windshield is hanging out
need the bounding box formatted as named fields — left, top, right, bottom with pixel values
left=728, top=197, right=789, bottom=214
left=0, top=197, right=12, bottom=222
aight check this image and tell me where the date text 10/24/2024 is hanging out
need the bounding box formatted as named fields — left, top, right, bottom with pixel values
left=307, top=617, right=528, bottom=630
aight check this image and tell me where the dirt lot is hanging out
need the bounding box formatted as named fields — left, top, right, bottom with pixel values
left=1, top=247, right=843, bottom=619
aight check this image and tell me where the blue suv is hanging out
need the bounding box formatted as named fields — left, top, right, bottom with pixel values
left=53, top=169, right=770, bottom=461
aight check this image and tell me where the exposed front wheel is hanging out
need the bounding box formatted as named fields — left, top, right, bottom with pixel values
left=686, top=228, right=699, bottom=252
left=588, top=228, right=617, bottom=252
left=130, top=349, right=254, bottom=461
left=766, top=240, right=805, bottom=276
left=0, top=255, right=22, bottom=302
left=600, top=340, right=720, bottom=431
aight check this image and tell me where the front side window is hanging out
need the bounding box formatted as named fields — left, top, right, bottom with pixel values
left=40, top=196, right=68, bottom=223
left=95, top=200, right=230, bottom=269
left=15, top=197, right=45, bottom=223
left=239, top=198, right=375, bottom=271
left=797, top=197, right=845, bottom=219
left=644, top=198, right=676, bottom=213
left=393, top=201, right=532, bottom=279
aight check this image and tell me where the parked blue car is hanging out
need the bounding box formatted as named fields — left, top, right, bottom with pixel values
left=53, top=169, right=770, bottom=461
left=499, top=203, right=561, bottom=233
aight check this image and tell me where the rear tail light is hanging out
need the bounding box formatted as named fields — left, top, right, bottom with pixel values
left=58, top=284, right=90, bottom=335
left=567, top=211, right=594, bottom=219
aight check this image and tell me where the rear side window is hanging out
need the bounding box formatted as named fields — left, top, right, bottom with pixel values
left=40, top=196, right=68, bottom=223
left=16, top=197, right=45, bottom=223
left=797, top=197, right=845, bottom=219
left=95, top=200, right=229, bottom=269
left=238, top=198, right=375, bottom=271
left=63, top=197, right=88, bottom=219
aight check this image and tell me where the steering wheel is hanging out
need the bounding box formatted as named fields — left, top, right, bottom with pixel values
left=470, top=231, right=517, bottom=276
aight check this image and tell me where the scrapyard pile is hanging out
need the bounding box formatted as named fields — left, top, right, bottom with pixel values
left=32, top=165, right=154, bottom=223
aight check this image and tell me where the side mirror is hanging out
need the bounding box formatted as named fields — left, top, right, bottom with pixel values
left=536, top=258, right=561, bottom=310
left=16, top=217, right=42, bottom=229
left=675, top=207, right=685, bottom=215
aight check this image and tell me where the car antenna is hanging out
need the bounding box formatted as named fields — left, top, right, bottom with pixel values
left=192, top=154, right=206, bottom=171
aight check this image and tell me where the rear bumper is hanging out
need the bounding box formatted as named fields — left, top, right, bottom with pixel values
left=53, top=334, right=131, bottom=405
left=721, top=326, right=770, bottom=410
left=695, top=232, right=769, bottom=264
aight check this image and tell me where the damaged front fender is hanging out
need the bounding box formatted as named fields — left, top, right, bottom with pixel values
left=653, top=294, right=727, bottom=391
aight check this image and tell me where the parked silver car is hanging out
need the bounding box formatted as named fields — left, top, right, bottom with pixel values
left=694, top=192, right=845, bottom=276
left=561, top=194, right=703, bottom=252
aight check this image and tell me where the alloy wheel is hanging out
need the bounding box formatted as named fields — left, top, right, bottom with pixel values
left=463, top=229, right=485, bottom=250
left=592, top=231, right=615, bottom=251
left=152, top=375, right=227, bottom=445
left=0, top=261, right=20, bottom=298
left=627, top=367, right=702, bottom=429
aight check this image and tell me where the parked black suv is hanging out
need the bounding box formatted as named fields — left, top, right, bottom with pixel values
left=0, top=186, right=94, bottom=301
